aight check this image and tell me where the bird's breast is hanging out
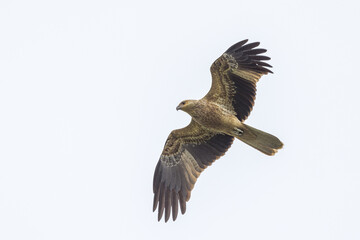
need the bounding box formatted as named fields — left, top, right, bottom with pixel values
left=190, top=102, right=237, bottom=132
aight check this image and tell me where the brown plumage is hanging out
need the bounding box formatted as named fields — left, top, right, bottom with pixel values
left=153, top=39, right=283, bottom=222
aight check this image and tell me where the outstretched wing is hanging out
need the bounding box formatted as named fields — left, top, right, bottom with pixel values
left=153, top=120, right=234, bottom=222
left=204, top=39, right=273, bottom=121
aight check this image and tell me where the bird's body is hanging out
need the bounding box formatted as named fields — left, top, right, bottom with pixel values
left=183, top=99, right=240, bottom=134
left=153, top=39, right=283, bottom=222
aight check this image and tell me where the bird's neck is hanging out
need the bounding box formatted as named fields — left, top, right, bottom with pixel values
left=184, top=100, right=202, bottom=117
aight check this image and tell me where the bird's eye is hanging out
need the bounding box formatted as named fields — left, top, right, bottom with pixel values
left=181, top=101, right=186, bottom=105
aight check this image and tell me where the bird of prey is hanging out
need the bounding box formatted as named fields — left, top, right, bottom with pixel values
left=153, top=39, right=283, bottom=222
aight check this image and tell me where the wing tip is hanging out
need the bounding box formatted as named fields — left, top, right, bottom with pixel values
left=224, top=39, right=273, bottom=74
left=225, top=39, right=249, bottom=53
left=154, top=189, right=186, bottom=222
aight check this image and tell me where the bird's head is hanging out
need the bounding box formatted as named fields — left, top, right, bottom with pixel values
left=176, top=100, right=197, bottom=113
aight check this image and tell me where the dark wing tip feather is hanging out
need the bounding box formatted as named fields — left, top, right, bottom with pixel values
left=153, top=187, right=159, bottom=212
left=179, top=193, right=187, bottom=214
left=243, top=48, right=267, bottom=55
left=157, top=182, right=165, bottom=221
left=172, top=190, right=179, bottom=221
left=257, top=61, right=272, bottom=68
left=225, top=39, right=273, bottom=74
left=225, top=39, right=248, bottom=53
left=251, top=55, right=271, bottom=61
left=164, top=189, right=171, bottom=222
left=236, top=42, right=260, bottom=52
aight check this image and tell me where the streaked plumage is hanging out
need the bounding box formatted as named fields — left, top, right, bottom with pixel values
left=153, top=40, right=283, bottom=222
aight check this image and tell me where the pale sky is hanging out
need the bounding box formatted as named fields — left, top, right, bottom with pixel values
left=1, top=0, right=360, bottom=239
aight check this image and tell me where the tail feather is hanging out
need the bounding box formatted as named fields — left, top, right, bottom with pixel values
left=236, top=124, right=283, bottom=156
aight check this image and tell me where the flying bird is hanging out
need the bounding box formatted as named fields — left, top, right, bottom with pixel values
left=153, top=39, right=283, bottom=222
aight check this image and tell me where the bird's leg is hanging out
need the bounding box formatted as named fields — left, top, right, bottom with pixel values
left=233, top=127, right=243, bottom=136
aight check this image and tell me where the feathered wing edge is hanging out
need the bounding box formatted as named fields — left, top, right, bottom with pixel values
left=153, top=129, right=234, bottom=222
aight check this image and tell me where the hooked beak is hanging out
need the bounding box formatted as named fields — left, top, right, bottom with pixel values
left=176, top=105, right=181, bottom=111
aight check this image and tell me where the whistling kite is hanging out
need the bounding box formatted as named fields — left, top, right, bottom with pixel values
left=153, top=40, right=283, bottom=222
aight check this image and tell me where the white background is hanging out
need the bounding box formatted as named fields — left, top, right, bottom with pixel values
left=1, top=0, right=360, bottom=239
